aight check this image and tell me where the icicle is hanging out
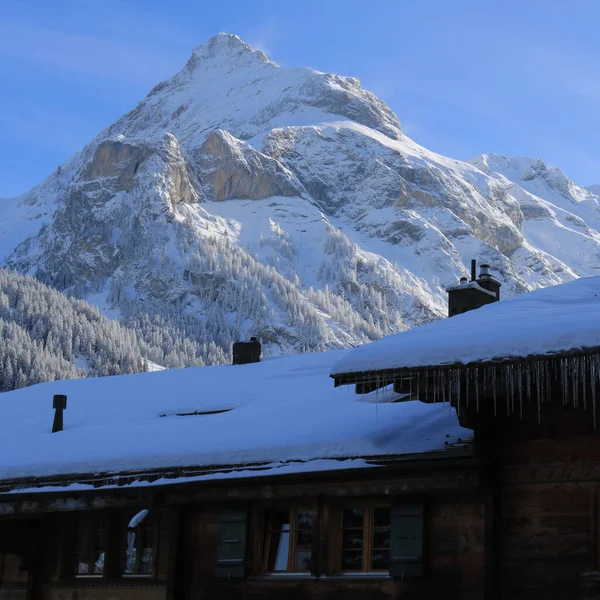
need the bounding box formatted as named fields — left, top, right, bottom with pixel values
left=545, top=360, right=550, bottom=405
left=506, top=364, right=512, bottom=416
left=441, top=371, right=447, bottom=403
left=581, top=356, right=588, bottom=410
left=572, top=357, right=579, bottom=409
left=416, top=372, right=420, bottom=401
left=492, top=366, right=497, bottom=417
left=475, top=367, right=480, bottom=412
left=560, top=358, right=568, bottom=406
left=456, top=369, right=461, bottom=413
left=592, top=355, right=599, bottom=429
left=465, top=367, right=470, bottom=407
left=534, top=361, right=542, bottom=423
left=517, top=363, right=523, bottom=419
left=526, top=365, right=532, bottom=413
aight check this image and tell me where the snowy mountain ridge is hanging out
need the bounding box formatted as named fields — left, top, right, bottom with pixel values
left=1, top=33, right=600, bottom=361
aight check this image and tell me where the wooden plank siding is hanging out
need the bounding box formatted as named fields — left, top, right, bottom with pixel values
left=0, top=465, right=485, bottom=600
left=488, top=404, right=600, bottom=600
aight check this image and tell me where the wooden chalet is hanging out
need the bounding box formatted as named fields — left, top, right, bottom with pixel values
left=1, top=263, right=599, bottom=600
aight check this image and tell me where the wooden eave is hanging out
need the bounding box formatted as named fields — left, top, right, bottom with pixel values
left=0, top=446, right=476, bottom=511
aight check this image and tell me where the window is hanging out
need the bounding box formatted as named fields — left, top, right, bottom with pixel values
left=341, top=506, right=390, bottom=572
left=73, top=516, right=106, bottom=576
left=122, top=511, right=154, bottom=576
left=265, top=509, right=313, bottom=573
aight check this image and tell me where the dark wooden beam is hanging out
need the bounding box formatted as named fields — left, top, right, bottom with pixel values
left=166, top=505, right=182, bottom=600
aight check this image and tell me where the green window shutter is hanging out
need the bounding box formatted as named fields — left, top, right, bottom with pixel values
left=216, top=509, right=248, bottom=579
left=389, top=500, right=424, bottom=578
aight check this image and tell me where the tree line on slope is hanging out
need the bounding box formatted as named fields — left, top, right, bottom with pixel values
left=0, top=269, right=228, bottom=392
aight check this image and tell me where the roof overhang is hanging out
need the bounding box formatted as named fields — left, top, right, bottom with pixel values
left=331, top=346, right=600, bottom=423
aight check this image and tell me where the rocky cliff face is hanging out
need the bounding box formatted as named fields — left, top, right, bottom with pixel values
left=2, top=33, right=599, bottom=358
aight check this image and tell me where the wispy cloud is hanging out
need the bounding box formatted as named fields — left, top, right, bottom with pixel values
left=242, top=20, right=282, bottom=62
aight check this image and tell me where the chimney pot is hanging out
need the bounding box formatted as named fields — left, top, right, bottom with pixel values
left=479, top=263, right=491, bottom=278
left=471, top=259, right=477, bottom=282
left=52, top=394, right=67, bottom=433
left=232, top=338, right=261, bottom=365
left=460, top=277, right=468, bottom=285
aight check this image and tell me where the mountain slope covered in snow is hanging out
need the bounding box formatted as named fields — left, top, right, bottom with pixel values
left=0, top=269, right=225, bottom=392
left=1, top=33, right=599, bottom=361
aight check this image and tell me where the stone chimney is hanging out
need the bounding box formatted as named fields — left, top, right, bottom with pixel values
left=446, top=260, right=501, bottom=317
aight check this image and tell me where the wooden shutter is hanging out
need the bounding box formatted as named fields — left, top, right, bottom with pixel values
left=216, top=509, right=248, bottom=579
left=389, top=500, right=424, bottom=578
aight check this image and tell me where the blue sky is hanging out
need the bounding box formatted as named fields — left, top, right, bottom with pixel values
left=1, top=0, right=598, bottom=197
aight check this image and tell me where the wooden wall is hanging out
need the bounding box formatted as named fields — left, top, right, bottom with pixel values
left=178, top=492, right=485, bottom=600
left=0, top=509, right=170, bottom=600
left=0, top=477, right=485, bottom=600
left=499, top=403, right=600, bottom=600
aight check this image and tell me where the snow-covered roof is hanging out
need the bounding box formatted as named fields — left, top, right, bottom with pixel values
left=332, top=276, right=600, bottom=378
left=445, top=280, right=497, bottom=297
left=0, top=351, right=469, bottom=490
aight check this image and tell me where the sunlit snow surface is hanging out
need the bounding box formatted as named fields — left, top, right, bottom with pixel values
left=0, top=350, right=469, bottom=482
left=332, top=276, right=600, bottom=375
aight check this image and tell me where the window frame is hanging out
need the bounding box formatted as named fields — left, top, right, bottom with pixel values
left=72, top=514, right=107, bottom=578
left=337, top=501, right=391, bottom=575
left=121, top=510, right=157, bottom=578
left=263, top=504, right=317, bottom=575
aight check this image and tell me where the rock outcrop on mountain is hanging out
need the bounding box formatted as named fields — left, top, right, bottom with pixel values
left=1, top=33, right=599, bottom=359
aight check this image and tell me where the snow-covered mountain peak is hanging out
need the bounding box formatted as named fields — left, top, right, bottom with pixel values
left=470, top=153, right=595, bottom=204
left=183, top=33, right=277, bottom=76
left=3, top=33, right=600, bottom=363
left=124, top=34, right=403, bottom=148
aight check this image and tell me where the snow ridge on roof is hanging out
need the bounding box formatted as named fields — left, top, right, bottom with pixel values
left=331, top=276, right=600, bottom=376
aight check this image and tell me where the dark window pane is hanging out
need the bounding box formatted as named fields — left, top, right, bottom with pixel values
left=342, top=508, right=364, bottom=529
left=342, top=529, right=364, bottom=549
left=271, top=510, right=291, bottom=531
left=371, top=549, right=390, bottom=571
left=341, top=550, right=363, bottom=571
left=267, top=529, right=290, bottom=571
left=296, top=510, right=313, bottom=529
left=293, top=551, right=312, bottom=572
left=95, top=524, right=105, bottom=550
left=141, top=548, right=153, bottom=574
left=76, top=528, right=88, bottom=553
left=372, top=528, right=390, bottom=548
left=75, top=554, right=89, bottom=575
left=296, top=529, right=312, bottom=550
left=142, top=527, right=154, bottom=548
left=123, top=549, right=136, bottom=574
left=373, top=507, right=390, bottom=528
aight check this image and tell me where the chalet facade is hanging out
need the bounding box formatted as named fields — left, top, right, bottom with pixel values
left=1, top=266, right=600, bottom=599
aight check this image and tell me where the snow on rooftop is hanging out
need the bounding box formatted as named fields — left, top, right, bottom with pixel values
left=0, top=351, right=469, bottom=484
left=332, top=276, right=600, bottom=376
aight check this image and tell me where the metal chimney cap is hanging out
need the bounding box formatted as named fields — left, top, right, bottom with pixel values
left=479, top=264, right=491, bottom=277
